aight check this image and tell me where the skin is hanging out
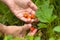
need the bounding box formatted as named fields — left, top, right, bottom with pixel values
left=0, top=0, right=38, bottom=37
left=0, top=23, right=37, bottom=37
left=1, top=0, right=37, bottom=22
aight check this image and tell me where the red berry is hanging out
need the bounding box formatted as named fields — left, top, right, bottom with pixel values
left=31, top=14, right=35, bottom=19
left=23, top=12, right=35, bottom=19
left=28, top=15, right=31, bottom=18
left=23, top=12, right=28, bottom=18
left=30, top=27, right=35, bottom=32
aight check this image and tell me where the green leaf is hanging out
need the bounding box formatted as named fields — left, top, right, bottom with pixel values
left=35, top=0, right=41, bottom=7
left=13, top=37, right=24, bottom=40
left=35, top=0, right=50, bottom=7
left=34, top=36, right=41, bottom=40
left=4, top=35, right=13, bottom=40
left=49, top=37, right=55, bottom=40
left=37, top=23, right=48, bottom=28
left=51, top=15, right=57, bottom=22
left=28, top=36, right=34, bottom=40
left=4, top=36, right=8, bottom=40
left=53, top=26, right=60, bottom=32
left=35, top=0, right=56, bottom=23
left=26, top=36, right=34, bottom=40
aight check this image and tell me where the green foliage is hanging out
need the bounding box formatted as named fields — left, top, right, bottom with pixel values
left=0, top=0, right=60, bottom=40
left=35, top=0, right=60, bottom=40
left=37, top=23, right=48, bottom=28
left=34, top=36, right=41, bottom=40
left=13, top=37, right=24, bottom=40
left=57, top=38, right=60, bottom=40
left=53, top=26, right=60, bottom=32
left=26, top=36, right=34, bottom=40
left=4, top=35, right=25, bottom=40
left=35, top=0, right=57, bottom=23
left=49, top=37, right=55, bottom=40
left=4, top=35, right=13, bottom=40
left=4, top=35, right=41, bottom=40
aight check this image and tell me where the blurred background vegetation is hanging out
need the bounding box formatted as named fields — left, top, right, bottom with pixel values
left=0, top=0, right=60, bottom=40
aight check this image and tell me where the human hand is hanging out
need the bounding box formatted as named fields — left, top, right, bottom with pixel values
left=0, top=23, right=37, bottom=37
left=1, top=0, right=37, bottom=23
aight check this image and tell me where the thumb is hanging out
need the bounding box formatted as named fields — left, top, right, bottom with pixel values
left=28, top=1, right=37, bottom=11
left=22, top=24, right=32, bottom=30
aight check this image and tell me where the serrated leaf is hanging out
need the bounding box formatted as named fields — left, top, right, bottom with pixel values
left=35, top=0, right=56, bottom=23
left=53, top=26, right=60, bottom=32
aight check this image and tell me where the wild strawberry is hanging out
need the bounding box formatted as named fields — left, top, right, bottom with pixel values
left=23, top=12, right=28, bottom=18
left=28, top=15, right=31, bottom=18
left=23, top=12, right=35, bottom=19
left=30, top=27, right=35, bottom=32
left=31, top=14, right=35, bottom=19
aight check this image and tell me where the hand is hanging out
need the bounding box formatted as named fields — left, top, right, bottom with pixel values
left=0, top=23, right=37, bottom=37
left=2, top=0, right=37, bottom=23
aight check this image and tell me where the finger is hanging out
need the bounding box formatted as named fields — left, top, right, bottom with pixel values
left=15, top=0, right=31, bottom=8
left=30, top=11, right=35, bottom=23
left=26, top=8, right=32, bottom=14
left=18, top=31, right=26, bottom=37
left=30, top=11, right=39, bottom=22
left=30, top=18, right=39, bottom=23
left=18, top=24, right=32, bottom=37
left=28, top=29, right=37, bottom=36
left=34, top=18, right=39, bottom=22
left=21, top=24, right=32, bottom=30
left=31, top=10, right=35, bottom=14
left=20, top=17, right=28, bottom=22
left=26, top=9, right=35, bottom=14
left=20, top=16, right=33, bottom=22
left=30, top=19, right=35, bottom=23
left=17, top=24, right=32, bottom=37
left=28, top=1, right=37, bottom=11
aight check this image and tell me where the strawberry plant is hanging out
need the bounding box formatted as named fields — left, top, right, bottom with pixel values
left=0, top=0, right=60, bottom=40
